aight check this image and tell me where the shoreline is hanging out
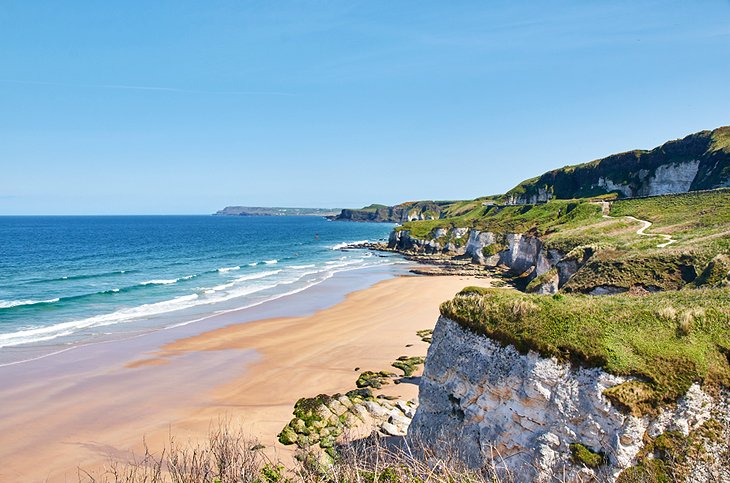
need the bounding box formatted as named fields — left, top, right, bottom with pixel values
left=0, top=265, right=494, bottom=481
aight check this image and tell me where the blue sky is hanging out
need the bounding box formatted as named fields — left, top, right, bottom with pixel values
left=1, top=1, right=729, bottom=214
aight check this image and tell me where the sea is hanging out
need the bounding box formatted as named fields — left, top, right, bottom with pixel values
left=0, top=215, right=403, bottom=366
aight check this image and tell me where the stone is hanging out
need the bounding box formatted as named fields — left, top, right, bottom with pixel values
left=408, top=316, right=730, bottom=481
left=380, top=422, right=405, bottom=436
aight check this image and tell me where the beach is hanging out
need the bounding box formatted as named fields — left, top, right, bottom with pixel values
left=0, top=272, right=492, bottom=481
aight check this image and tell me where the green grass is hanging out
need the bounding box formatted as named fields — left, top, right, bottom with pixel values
left=710, top=126, right=730, bottom=154
left=562, top=251, right=700, bottom=293
left=610, top=189, right=730, bottom=236
left=501, top=126, right=729, bottom=203
left=440, top=287, right=730, bottom=415
left=395, top=190, right=730, bottom=292
left=397, top=199, right=604, bottom=239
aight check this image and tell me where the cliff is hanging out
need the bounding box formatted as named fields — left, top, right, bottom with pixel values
left=388, top=189, right=730, bottom=294
left=379, top=127, right=730, bottom=481
left=407, top=288, right=730, bottom=481
left=411, top=314, right=730, bottom=481
left=504, top=126, right=730, bottom=204
left=331, top=201, right=454, bottom=223
left=332, top=126, right=730, bottom=224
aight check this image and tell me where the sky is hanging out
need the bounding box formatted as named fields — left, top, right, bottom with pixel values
left=1, top=1, right=729, bottom=215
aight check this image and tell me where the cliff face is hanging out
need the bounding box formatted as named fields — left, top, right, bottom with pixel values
left=505, top=126, right=730, bottom=204
left=333, top=201, right=450, bottom=223
left=389, top=227, right=582, bottom=292
left=409, top=316, right=730, bottom=481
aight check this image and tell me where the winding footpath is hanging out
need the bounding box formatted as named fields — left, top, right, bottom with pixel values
left=596, top=201, right=677, bottom=248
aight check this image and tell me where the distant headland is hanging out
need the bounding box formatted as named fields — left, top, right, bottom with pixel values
left=213, top=206, right=342, bottom=217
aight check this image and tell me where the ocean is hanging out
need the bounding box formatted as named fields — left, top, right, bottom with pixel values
left=0, top=215, right=402, bottom=366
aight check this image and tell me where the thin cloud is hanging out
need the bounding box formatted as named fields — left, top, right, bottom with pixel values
left=0, top=79, right=294, bottom=96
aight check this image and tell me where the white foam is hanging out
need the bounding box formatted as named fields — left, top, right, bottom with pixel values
left=0, top=256, right=396, bottom=350
left=140, top=279, right=178, bottom=285
left=233, top=270, right=281, bottom=283
left=0, top=256, right=405, bottom=359
left=248, top=262, right=258, bottom=267
left=217, top=266, right=241, bottom=273
left=208, top=269, right=282, bottom=292
left=290, top=264, right=316, bottom=269
left=0, top=298, right=60, bottom=309
left=264, top=259, right=278, bottom=265
left=0, top=294, right=201, bottom=348
left=331, top=240, right=369, bottom=250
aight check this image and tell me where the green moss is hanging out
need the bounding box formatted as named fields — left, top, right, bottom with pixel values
left=569, top=443, right=605, bottom=468
left=441, top=287, right=730, bottom=415
left=345, top=388, right=373, bottom=399
left=618, top=420, right=727, bottom=482
left=279, top=390, right=379, bottom=451
left=482, top=244, right=505, bottom=257
left=416, top=329, right=433, bottom=343
left=391, top=356, right=426, bottom=377
left=356, top=371, right=394, bottom=389
left=278, top=426, right=299, bottom=445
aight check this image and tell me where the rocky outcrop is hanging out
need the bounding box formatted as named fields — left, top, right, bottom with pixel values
left=279, top=391, right=418, bottom=456
left=390, top=227, right=580, bottom=286
left=332, top=201, right=448, bottom=223
left=505, top=126, right=730, bottom=205
left=409, top=316, right=730, bottom=481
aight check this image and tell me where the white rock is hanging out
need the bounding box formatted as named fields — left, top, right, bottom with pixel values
left=408, top=316, right=730, bottom=482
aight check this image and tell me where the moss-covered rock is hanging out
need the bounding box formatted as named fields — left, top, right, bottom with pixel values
left=617, top=420, right=727, bottom=482
left=482, top=243, right=505, bottom=257
left=391, top=356, right=426, bottom=377
left=416, top=329, right=433, bottom=343
left=356, top=371, right=394, bottom=389
left=569, top=443, right=605, bottom=468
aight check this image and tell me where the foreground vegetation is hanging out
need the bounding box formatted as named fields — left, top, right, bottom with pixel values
left=440, top=287, right=730, bottom=416
left=91, top=418, right=730, bottom=482
left=89, top=424, right=518, bottom=483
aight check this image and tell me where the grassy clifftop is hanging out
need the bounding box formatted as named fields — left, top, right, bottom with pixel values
left=398, top=189, right=729, bottom=252
left=395, top=189, right=730, bottom=293
left=504, top=126, right=730, bottom=203
left=332, top=200, right=456, bottom=222
left=441, top=287, right=730, bottom=415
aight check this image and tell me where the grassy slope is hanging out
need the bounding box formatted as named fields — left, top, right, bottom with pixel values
left=397, top=189, right=730, bottom=291
left=441, top=287, right=730, bottom=415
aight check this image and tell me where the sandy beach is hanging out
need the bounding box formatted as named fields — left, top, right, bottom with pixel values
left=0, top=273, right=492, bottom=481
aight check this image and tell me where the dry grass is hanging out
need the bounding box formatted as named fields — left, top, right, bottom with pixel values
left=79, top=422, right=267, bottom=483
left=81, top=423, right=529, bottom=483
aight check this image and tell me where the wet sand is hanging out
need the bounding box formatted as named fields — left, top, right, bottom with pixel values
left=0, top=274, right=492, bottom=481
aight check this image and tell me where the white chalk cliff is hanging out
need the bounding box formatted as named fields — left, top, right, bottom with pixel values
left=408, top=316, right=730, bottom=481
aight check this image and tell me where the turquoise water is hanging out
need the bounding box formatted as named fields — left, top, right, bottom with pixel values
left=0, top=216, right=400, bottom=363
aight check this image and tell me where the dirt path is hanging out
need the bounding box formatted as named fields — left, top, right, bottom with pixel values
left=595, top=201, right=676, bottom=248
